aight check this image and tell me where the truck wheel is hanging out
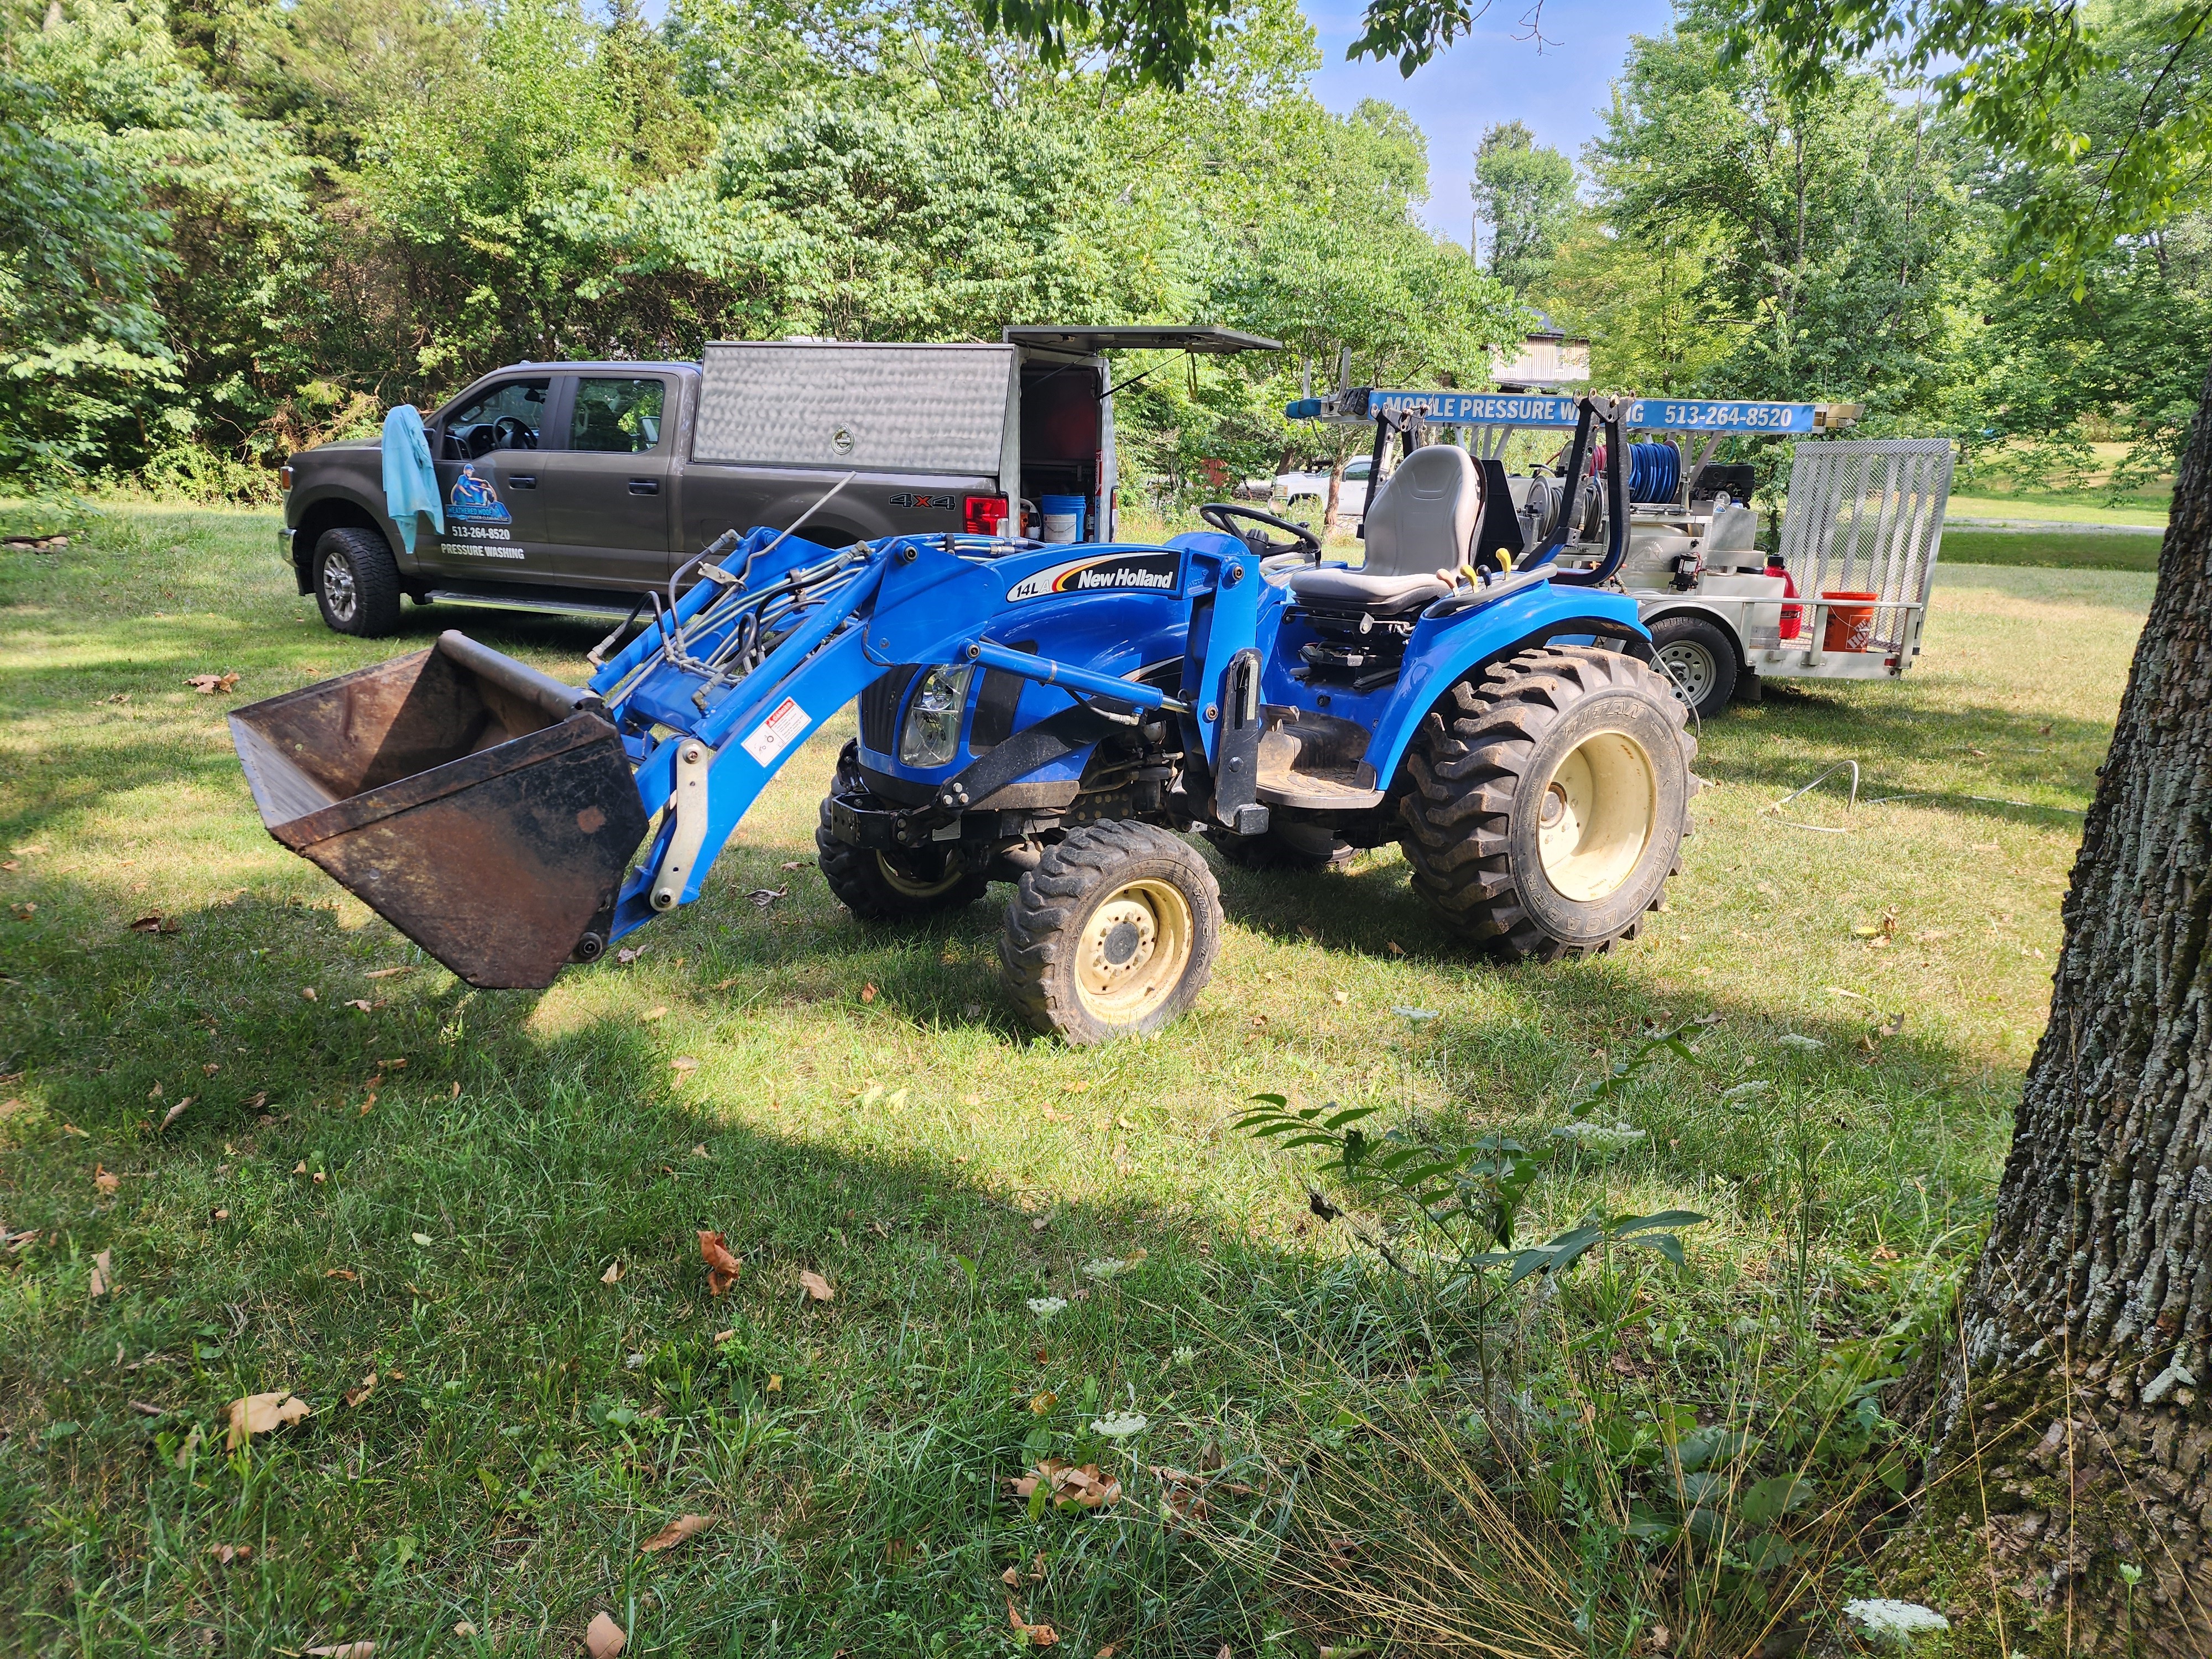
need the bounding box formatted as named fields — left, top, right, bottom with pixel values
left=1203, top=821, right=1353, bottom=872
left=1000, top=821, right=1222, bottom=1045
left=313, top=527, right=404, bottom=638
left=816, top=746, right=989, bottom=921
left=1647, top=615, right=1738, bottom=719
left=1400, top=645, right=1694, bottom=962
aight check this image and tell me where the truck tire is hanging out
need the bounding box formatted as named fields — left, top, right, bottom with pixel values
left=1000, top=821, right=1222, bottom=1045
left=1203, top=821, right=1354, bottom=872
left=313, top=527, right=404, bottom=638
left=1400, top=645, right=1694, bottom=962
left=1647, top=614, right=1738, bottom=719
left=815, top=743, right=990, bottom=921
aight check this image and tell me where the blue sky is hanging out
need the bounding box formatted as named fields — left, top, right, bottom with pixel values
left=1301, top=0, right=1677, bottom=244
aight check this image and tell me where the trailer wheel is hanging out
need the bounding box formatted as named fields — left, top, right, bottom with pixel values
left=1400, top=645, right=1694, bottom=962
left=1647, top=615, right=1738, bottom=719
left=313, top=527, right=404, bottom=638
left=1000, top=821, right=1222, bottom=1044
left=815, top=744, right=989, bottom=921
left=1203, top=821, right=1354, bottom=872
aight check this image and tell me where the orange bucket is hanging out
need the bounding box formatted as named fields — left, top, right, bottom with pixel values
left=1820, top=591, right=1878, bottom=653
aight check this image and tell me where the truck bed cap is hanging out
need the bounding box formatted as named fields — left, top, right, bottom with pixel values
left=1002, top=325, right=1282, bottom=354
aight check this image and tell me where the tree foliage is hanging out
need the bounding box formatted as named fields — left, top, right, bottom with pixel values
left=1472, top=119, right=1575, bottom=295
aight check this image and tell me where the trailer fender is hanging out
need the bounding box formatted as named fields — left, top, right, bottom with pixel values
left=1640, top=601, right=1749, bottom=666
left=1361, top=586, right=1649, bottom=790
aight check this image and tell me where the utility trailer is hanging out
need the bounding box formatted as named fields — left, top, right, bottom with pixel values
left=1288, top=389, right=1955, bottom=717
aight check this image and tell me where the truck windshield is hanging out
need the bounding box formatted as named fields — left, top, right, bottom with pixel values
left=571, top=378, right=665, bottom=453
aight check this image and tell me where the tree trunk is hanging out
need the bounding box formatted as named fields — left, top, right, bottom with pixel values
left=1937, top=360, right=2212, bottom=1653
left=1324, top=458, right=1344, bottom=535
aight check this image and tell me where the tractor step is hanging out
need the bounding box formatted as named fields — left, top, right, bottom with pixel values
left=228, top=632, right=650, bottom=989
left=1254, top=705, right=1385, bottom=811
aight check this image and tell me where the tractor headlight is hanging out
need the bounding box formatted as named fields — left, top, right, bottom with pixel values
left=898, top=665, right=974, bottom=768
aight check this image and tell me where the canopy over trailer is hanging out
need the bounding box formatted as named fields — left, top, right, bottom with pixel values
left=1285, top=387, right=1953, bottom=716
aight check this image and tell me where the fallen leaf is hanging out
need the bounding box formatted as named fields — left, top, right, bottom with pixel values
left=798, top=1268, right=834, bottom=1303
left=88, top=1248, right=112, bottom=1297
left=343, top=1370, right=377, bottom=1407
left=226, top=1390, right=311, bottom=1449
left=1030, top=1214, right=1050, bottom=1232
left=323, top=1267, right=357, bottom=1281
left=174, top=1423, right=204, bottom=1466
left=1006, top=1595, right=1060, bottom=1646
left=781, top=859, right=807, bottom=870
left=670, top=1056, right=700, bottom=1074
left=207, top=1542, right=252, bottom=1564
left=158, top=1097, right=192, bottom=1131
left=344, top=999, right=374, bottom=1013
left=204, top=1062, right=220, bottom=1075
left=94, top=1165, right=121, bottom=1192
left=1876, top=1012, right=1907, bottom=1037
left=300, top=987, right=316, bottom=1001
left=641, top=1006, right=667, bottom=1022
left=306, top=1642, right=375, bottom=1658
left=1331, top=990, right=1348, bottom=1005
left=364, top=966, right=411, bottom=979
left=699, top=1229, right=743, bottom=1296
left=616, top=945, right=647, bottom=965
left=1030, top=1391, right=1057, bottom=1415
left=455, top=1624, right=477, bottom=1639
left=860, top=982, right=877, bottom=1003
left=62, top=1121, right=88, bottom=1137
left=746, top=886, right=785, bottom=908
left=185, top=672, right=241, bottom=695
left=639, top=1512, right=714, bottom=1553
left=148, top=1082, right=164, bottom=1100
left=211, top=1208, right=228, bottom=1220
left=128, top=912, right=178, bottom=935
left=1007, top=1458, right=1121, bottom=1510
left=129, top=1398, right=164, bottom=1416
left=585, top=1611, right=627, bottom=1658
left=765, top=1374, right=782, bottom=1391
left=294, top=1161, right=308, bottom=1174
left=692, top=1144, right=709, bottom=1158
left=410, top=1232, right=432, bottom=1246
left=601, top=1260, right=622, bottom=1284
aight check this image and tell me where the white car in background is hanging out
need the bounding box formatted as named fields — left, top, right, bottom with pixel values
left=1275, top=454, right=1375, bottom=520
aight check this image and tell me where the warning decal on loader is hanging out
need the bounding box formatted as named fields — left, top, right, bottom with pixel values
left=1005, top=551, right=1180, bottom=603
left=741, top=697, right=810, bottom=766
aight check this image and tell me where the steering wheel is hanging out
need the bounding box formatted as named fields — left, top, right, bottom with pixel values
left=493, top=416, right=534, bottom=451
left=1198, top=502, right=1322, bottom=559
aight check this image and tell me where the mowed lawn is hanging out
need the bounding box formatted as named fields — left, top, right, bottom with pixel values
left=0, top=505, right=2148, bottom=1657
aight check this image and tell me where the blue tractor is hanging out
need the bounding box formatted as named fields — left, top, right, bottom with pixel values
left=230, top=393, right=1692, bottom=1045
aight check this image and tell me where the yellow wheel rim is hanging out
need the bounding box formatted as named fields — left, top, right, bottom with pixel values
left=1073, top=878, right=1194, bottom=1025
left=1535, top=729, right=1657, bottom=902
left=875, top=849, right=966, bottom=899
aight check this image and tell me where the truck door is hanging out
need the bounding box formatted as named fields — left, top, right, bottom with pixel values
left=540, top=374, right=674, bottom=592
left=426, top=375, right=554, bottom=580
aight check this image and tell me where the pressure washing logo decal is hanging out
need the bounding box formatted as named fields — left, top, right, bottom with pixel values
left=1006, top=552, right=1179, bottom=603
left=447, top=466, right=512, bottom=525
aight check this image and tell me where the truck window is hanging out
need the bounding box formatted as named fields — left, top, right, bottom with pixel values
left=445, top=378, right=550, bottom=460
left=571, top=378, right=666, bottom=453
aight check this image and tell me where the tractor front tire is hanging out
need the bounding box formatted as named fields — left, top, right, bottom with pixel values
left=816, top=743, right=990, bottom=921
left=313, top=527, right=404, bottom=638
left=1000, top=821, right=1222, bottom=1045
left=1400, top=645, right=1694, bottom=962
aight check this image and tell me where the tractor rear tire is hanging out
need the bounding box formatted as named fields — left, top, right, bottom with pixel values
left=816, top=742, right=990, bottom=921
left=313, top=526, right=404, bottom=638
left=1000, top=821, right=1222, bottom=1045
left=1400, top=645, right=1694, bottom=962
left=1203, top=821, right=1354, bottom=872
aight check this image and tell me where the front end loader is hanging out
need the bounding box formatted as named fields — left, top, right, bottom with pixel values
left=232, top=394, right=1694, bottom=1044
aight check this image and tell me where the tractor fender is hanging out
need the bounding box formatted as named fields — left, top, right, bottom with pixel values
left=1361, top=585, right=1650, bottom=789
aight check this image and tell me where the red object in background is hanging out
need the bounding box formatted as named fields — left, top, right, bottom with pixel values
left=1767, top=554, right=1802, bottom=640
left=963, top=495, right=1010, bottom=535
left=1199, top=457, right=1230, bottom=490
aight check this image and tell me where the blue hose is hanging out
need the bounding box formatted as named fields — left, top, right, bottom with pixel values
left=1627, top=442, right=1679, bottom=503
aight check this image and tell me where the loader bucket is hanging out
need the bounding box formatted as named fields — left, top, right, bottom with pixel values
left=228, top=631, right=650, bottom=989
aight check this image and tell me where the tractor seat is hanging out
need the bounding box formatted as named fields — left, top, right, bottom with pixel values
left=1282, top=567, right=1448, bottom=613
left=1281, top=444, right=1481, bottom=611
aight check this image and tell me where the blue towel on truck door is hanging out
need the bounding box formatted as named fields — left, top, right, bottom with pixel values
left=380, top=405, right=444, bottom=554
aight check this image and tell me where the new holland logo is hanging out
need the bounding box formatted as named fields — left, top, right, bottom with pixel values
left=1005, top=552, right=1180, bottom=603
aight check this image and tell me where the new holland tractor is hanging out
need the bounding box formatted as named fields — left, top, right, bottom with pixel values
left=229, top=393, right=1694, bottom=1045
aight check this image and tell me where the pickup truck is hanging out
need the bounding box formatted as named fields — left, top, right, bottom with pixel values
left=280, top=327, right=1279, bottom=636
left=1274, top=455, right=1376, bottom=523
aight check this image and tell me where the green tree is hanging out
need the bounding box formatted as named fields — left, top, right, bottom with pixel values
left=1471, top=119, right=1574, bottom=293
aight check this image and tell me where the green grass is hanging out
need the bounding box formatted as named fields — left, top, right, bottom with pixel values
left=1939, top=526, right=2163, bottom=572
left=0, top=509, right=2146, bottom=1657
left=1946, top=492, right=2168, bottom=528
